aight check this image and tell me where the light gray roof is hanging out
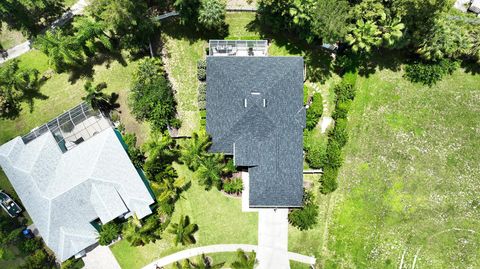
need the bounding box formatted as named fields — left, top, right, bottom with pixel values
left=206, top=56, right=305, bottom=207
left=0, top=127, right=154, bottom=261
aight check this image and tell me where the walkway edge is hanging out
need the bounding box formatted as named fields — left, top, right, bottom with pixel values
left=141, top=244, right=315, bottom=269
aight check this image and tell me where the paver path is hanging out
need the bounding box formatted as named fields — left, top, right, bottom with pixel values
left=142, top=244, right=315, bottom=269
left=83, top=245, right=121, bottom=269
left=0, top=0, right=89, bottom=64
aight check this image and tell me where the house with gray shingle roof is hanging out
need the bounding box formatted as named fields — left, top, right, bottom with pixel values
left=206, top=54, right=306, bottom=208
left=0, top=105, right=154, bottom=261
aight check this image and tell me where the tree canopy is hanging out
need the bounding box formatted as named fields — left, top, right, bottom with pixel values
left=129, top=58, right=180, bottom=132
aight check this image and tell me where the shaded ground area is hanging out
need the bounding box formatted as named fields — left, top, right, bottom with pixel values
left=110, top=163, right=258, bottom=269
left=324, top=65, right=480, bottom=268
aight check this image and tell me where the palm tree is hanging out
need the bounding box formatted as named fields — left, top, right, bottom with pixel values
left=231, top=249, right=257, bottom=269
left=82, top=80, right=110, bottom=111
left=35, top=30, right=84, bottom=71
left=123, top=214, right=163, bottom=246
left=189, top=254, right=224, bottom=269
left=153, top=176, right=188, bottom=204
left=179, top=131, right=212, bottom=171
left=168, top=215, right=198, bottom=246
left=143, top=133, right=179, bottom=181
left=196, top=154, right=225, bottom=190
left=345, top=19, right=382, bottom=53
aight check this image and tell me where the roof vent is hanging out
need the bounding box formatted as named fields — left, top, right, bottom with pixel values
left=251, top=92, right=261, bottom=95
left=263, top=99, right=266, bottom=107
left=244, top=99, right=247, bottom=107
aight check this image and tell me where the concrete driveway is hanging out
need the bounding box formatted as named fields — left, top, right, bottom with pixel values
left=257, top=209, right=290, bottom=269
left=82, top=245, right=121, bottom=269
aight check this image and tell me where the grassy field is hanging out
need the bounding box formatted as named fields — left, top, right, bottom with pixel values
left=319, top=66, right=480, bottom=268
left=111, top=163, right=258, bottom=269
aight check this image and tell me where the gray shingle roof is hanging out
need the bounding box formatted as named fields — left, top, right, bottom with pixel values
left=0, top=127, right=154, bottom=261
left=206, top=56, right=305, bottom=207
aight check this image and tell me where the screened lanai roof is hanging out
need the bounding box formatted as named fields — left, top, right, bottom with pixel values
left=21, top=103, right=111, bottom=152
left=209, top=40, right=268, bottom=56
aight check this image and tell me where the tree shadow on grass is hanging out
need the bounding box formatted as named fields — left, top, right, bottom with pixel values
left=67, top=50, right=128, bottom=83
left=460, top=60, right=480, bottom=75
left=160, top=18, right=229, bottom=44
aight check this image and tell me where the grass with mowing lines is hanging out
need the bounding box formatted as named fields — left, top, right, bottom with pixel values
left=110, top=163, right=258, bottom=269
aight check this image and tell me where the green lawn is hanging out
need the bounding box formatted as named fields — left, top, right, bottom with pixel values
left=111, top=163, right=258, bottom=269
left=319, top=67, right=480, bottom=268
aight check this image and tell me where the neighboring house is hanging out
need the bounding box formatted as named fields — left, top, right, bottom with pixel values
left=0, top=103, right=154, bottom=262
left=206, top=42, right=306, bottom=208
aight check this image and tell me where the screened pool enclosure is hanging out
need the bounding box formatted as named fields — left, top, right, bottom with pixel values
left=22, top=103, right=112, bottom=152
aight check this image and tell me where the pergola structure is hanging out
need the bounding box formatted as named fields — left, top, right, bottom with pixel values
left=209, top=40, right=268, bottom=56
left=22, top=103, right=111, bottom=152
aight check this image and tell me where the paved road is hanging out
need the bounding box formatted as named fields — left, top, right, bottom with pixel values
left=141, top=244, right=315, bottom=269
left=0, top=0, right=89, bottom=64
left=83, top=245, right=121, bottom=269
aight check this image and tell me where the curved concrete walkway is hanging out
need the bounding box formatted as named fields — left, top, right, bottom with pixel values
left=141, top=244, right=315, bottom=269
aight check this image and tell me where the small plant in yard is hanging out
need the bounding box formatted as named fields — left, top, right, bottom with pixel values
left=198, top=82, right=207, bottom=110
left=404, top=59, right=458, bottom=86
left=231, top=249, right=257, bottom=269
left=98, top=222, right=120, bottom=246
left=197, top=68, right=207, bottom=81
left=288, top=190, right=319, bottom=230
left=169, top=215, right=199, bottom=246
left=319, top=166, right=339, bottom=194
left=223, top=177, right=243, bottom=194
left=305, top=92, right=323, bottom=130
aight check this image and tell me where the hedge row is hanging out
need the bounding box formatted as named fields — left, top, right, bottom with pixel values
left=306, top=92, right=323, bottom=130
left=319, top=71, right=357, bottom=194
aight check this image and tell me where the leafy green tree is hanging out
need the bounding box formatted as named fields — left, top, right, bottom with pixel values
left=198, top=0, right=226, bottom=30
left=20, top=238, right=42, bottom=254
left=87, top=0, right=155, bottom=50
left=168, top=215, right=198, bottom=246
left=346, top=19, right=382, bottom=53
left=179, top=131, right=212, bottom=171
left=72, top=16, right=113, bottom=56
left=35, top=30, right=84, bottom=71
left=129, top=58, right=179, bottom=131
left=61, top=258, right=85, bottom=269
left=231, top=249, right=257, bottom=269
left=174, top=0, right=201, bottom=23
left=196, top=154, right=225, bottom=190
left=98, top=222, right=120, bottom=246
left=288, top=190, right=319, bottom=230
left=0, top=59, right=40, bottom=119
left=417, top=18, right=470, bottom=61
left=311, top=0, right=350, bottom=43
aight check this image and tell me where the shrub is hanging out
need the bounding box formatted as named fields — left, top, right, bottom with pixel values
left=98, top=222, right=120, bottom=246
left=197, top=59, right=207, bottom=70
left=305, top=93, right=323, bottom=130
left=223, top=178, right=243, bottom=194
left=303, top=85, right=309, bottom=105
left=20, top=238, right=42, bottom=254
left=288, top=190, right=318, bottom=230
left=404, top=59, right=458, bottom=86
left=319, top=166, right=338, bottom=194
left=122, top=132, right=145, bottom=169
left=334, top=81, right=356, bottom=103
left=323, top=140, right=343, bottom=169
left=197, top=68, right=206, bottom=81
left=329, top=118, right=348, bottom=148
left=305, top=141, right=326, bottom=169
left=199, top=110, right=207, bottom=119
left=332, top=101, right=350, bottom=120
left=198, top=100, right=206, bottom=110
left=61, top=258, right=85, bottom=269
